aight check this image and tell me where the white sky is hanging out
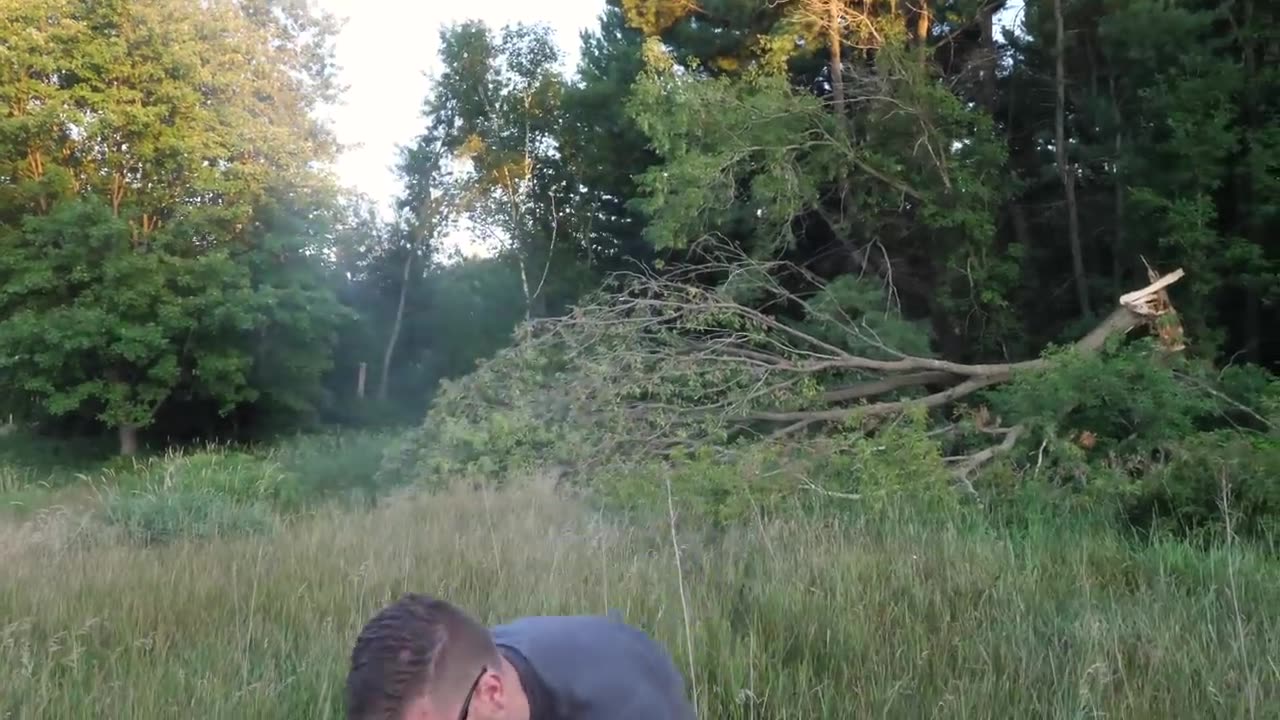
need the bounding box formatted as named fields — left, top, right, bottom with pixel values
left=316, top=0, right=605, bottom=255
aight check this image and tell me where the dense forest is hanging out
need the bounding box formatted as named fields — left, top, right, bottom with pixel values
left=2, top=0, right=1277, bottom=530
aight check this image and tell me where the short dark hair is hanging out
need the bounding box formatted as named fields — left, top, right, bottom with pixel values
left=345, top=593, right=500, bottom=720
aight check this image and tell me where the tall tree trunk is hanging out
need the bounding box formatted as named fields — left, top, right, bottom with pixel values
left=1010, top=202, right=1039, bottom=344
left=378, top=249, right=413, bottom=402
left=1243, top=291, right=1261, bottom=362
left=1011, top=202, right=1033, bottom=280
left=979, top=3, right=996, bottom=111
left=1236, top=0, right=1261, bottom=361
left=828, top=0, right=850, bottom=216
left=1110, top=74, right=1125, bottom=297
left=583, top=210, right=594, bottom=269
left=1112, top=153, right=1125, bottom=295
left=520, top=245, right=551, bottom=320
left=916, top=1, right=930, bottom=46
left=519, top=252, right=534, bottom=321
left=1054, top=0, right=1092, bottom=317
left=828, top=1, right=844, bottom=111
left=119, top=423, right=139, bottom=457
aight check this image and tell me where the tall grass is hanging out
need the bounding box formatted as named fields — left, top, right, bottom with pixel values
left=2, top=429, right=398, bottom=525
left=2, top=481, right=1277, bottom=719
left=0, top=431, right=114, bottom=518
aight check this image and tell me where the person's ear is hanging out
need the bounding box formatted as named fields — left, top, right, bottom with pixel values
left=473, top=669, right=508, bottom=715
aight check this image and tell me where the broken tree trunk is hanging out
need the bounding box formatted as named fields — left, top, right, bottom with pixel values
left=747, top=267, right=1186, bottom=427
left=940, top=264, right=1185, bottom=484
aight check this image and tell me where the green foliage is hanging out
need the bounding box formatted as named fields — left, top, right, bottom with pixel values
left=0, top=196, right=348, bottom=446
left=0, top=199, right=260, bottom=431
left=100, top=430, right=401, bottom=511
left=396, top=261, right=1280, bottom=539
left=0, top=429, right=114, bottom=484
left=1008, top=0, right=1280, bottom=354
left=106, top=449, right=302, bottom=511
left=2, top=428, right=399, bottom=524
left=243, top=194, right=354, bottom=424
left=0, top=0, right=346, bottom=451
left=102, top=490, right=277, bottom=546
left=989, top=342, right=1219, bottom=455
left=625, top=31, right=1019, bottom=350
left=402, top=20, right=591, bottom=319
left=596, top=444, right=800, bottom=528
left=980, top=342, right=1280, bottom=540
left=560, top=0, right=656, bottom=266
left=2, top=0, right=1278, bottom=593
left=386, top=254, right=960, bottom=523
left=377, top=338, right=588, bottom=487
left=265, top=430, right=402, bottom=505
left=628, top=60, right=831, bottom=251
left=418, top=257, right=530, bottom=381
left=795, top=275, right=936, bottom=359
left=1134, top=430, right=1280, bottom=541
left=597, top=408, right=955, bottom=527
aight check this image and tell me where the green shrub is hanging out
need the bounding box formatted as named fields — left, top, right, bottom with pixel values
left=1128, top=431, right=1280, bottom=543
left=987, top=340, right=1222, bottom=457
left=593, top=408, right=957, bottom=527
left=978, top=345, right=1280, bottom=541
left=595, top=444, right=801, bottom=527
left=101, top=490, right=277, bottom=545
left=375, top=338, right=594, bottom=489
left=266, top=430, right=399, bottom=504
left=107, top=448, right=302, bottom=511
left=0, top=429, right=113, bottom=489
left=384, top=260, right=1280, bottom=541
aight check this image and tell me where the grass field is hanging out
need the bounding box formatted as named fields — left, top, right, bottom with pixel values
left=3, top=448, right=1278, bottom=719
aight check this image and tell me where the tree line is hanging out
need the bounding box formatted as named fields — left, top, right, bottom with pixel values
left=1, top=0, right=1275, bottom=456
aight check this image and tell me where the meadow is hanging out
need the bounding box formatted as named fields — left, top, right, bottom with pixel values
left=2, top=432, right=1278, bottom=719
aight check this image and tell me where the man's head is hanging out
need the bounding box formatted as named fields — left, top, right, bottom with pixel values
left=346, top=593, right=528, bottom=720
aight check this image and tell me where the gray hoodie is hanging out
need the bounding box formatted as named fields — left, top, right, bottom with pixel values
left=491, top=614, right=697, bottom=720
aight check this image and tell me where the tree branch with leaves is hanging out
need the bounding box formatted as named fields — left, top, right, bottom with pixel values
left=402, top=234, right=1187, bottom=492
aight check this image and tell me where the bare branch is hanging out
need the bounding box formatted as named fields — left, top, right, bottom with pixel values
left=748, top=373, right=1010, bottom=424
left=819, top=371, right=955, bottom=404
left=949, top=424, right=1026, bottom=480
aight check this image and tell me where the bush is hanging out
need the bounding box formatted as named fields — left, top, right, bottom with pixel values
left=979, top=344, right=1280, bottom=541
left=107, top=448, right=303, bottom=511
left=0, top=429, right=114, bottom=489
left=986, top=340, right=1223, bottom=457
left=375, top=339, right=592, bottom=489
left=581, top=408, right=957, bottom=527
left=86, top=432, right=400, bottom=545
left=385, top=258, right=1280, bottom=540
left=377, top=254, right=947, bottom=495
left=266, top=430, right=400, bottom=505
left=92, top=430, right=398, bottom=512
left=101, top=490, right=277, bottom=545
left=1128, top=431, right=1280, bottom=543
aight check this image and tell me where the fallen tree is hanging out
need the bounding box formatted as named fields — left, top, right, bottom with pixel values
left=387, top=238, right=1188, bottom=496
